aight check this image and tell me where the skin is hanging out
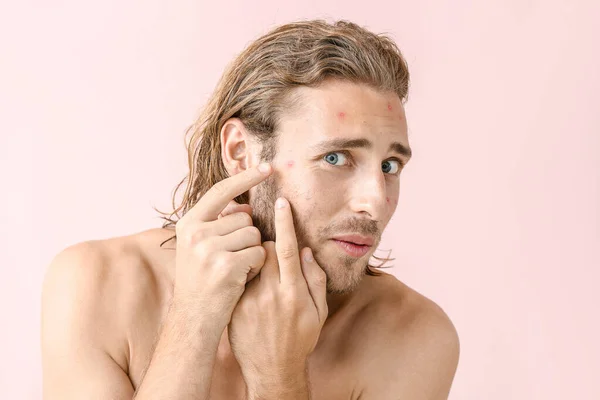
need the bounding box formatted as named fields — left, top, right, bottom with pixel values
left=228, top=79, right=408, bottom=297
left=41, top=79, right=460, bottom=399
left=227, top=197, right=328, bottom=398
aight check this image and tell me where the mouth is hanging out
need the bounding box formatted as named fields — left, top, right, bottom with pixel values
left=331, top=234, right=375, bottom=247
left=330, top=239, right=372, bottom=258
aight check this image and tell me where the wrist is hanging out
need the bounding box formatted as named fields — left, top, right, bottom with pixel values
left=168, top=298, right=229, bottom=338
left=245, top=366, right=309, bottom=399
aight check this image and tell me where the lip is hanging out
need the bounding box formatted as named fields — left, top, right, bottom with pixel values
left=331, top=234, right=374, bottom=246
left=331, top=239, right=372, bottom=257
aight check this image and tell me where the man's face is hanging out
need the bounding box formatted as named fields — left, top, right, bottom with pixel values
left=249, top=79, right=411, bottom=294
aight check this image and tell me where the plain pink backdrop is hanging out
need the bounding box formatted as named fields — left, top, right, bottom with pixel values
left=1, top=1, right=599, bottom=398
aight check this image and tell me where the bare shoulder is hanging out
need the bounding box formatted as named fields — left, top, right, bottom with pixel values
left=365, top=272, right=459, bottom=334
left=354, top=272, right=460, bottom=399
left=41, top=228, right=173, bottom=375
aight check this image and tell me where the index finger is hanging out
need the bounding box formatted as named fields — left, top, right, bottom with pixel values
left=274, top=196, right=303, bottom=285
left=189, top=163, right=272, bottom=222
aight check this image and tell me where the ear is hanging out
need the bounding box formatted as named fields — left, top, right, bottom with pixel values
left=220, top=118, right=255, bottom=175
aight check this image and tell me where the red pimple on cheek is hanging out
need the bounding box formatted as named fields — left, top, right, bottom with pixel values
left=286, top=160, right=295, bottom=168
left=386, top=197, right=390, bottom=203
left=338, top=111, right=346, bottom=119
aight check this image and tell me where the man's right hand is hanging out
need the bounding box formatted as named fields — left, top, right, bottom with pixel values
left=172, top=163, right=273, bottom=323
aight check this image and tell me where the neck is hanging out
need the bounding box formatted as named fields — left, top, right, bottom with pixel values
left=326, top=290, right=355, bottom=319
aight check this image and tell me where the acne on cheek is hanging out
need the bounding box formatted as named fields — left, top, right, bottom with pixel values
left=338, top=111, right=346, bottom=119
left=286, top=160, right=295, bottom=168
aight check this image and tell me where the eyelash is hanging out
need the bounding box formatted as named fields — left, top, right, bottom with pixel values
left=322, top=150, right=405, bottom=176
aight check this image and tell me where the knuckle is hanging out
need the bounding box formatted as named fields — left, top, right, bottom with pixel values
left=279, top=246, right=297, bottom=260
left=250, top=245, right=267, bottom=266
left=257, top=246, right=267, bottom=263
left=246, top=246, right=265, bottom=268
left=262, top=241, right=275, bottom=250
left=188, top=226, right=209, bottom=245
left=215, top=252, right=234, bottom=269
left=238, top=212, right=253, bottom=226
left=206, top=235, right=221, bottom=248
left=176, top=219, right=211, bottom=248
left=192, top=237, right=214, bottom=256
left=258, top=288, right=277, bottom=305
left=282, top=287, right=299, bottom=305
left=315, top=270, right=327, bottom=285
left=246, top=226, right=261, bottom=243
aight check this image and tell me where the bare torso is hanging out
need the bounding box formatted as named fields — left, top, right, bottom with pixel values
left=91, top=227, right=439, bottom=399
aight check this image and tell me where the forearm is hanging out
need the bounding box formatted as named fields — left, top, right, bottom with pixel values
left=133, top=301, right=226, bottom=400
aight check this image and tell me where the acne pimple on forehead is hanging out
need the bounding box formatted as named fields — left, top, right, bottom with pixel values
left=338, top=111, right=346, bottom=119
left=387, top=102, right=393, bottom=111
left=286, top=160, right=295, bottom=168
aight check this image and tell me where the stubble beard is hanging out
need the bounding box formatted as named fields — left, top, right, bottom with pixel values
left=249, top=174, right=371, bottom=295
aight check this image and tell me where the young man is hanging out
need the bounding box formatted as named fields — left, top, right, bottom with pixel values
left=41, top=19, right=459, bottom=399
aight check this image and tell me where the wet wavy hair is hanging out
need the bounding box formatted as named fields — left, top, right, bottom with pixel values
left=155, top=18, right=410, bottom=276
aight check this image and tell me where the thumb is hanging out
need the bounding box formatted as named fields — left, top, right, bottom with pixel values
left=300, top=247, right=328, bottom=325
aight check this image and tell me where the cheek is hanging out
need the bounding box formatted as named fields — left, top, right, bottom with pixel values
left=298, top=174, right=341, bottom=212
left=285, top=167, right=346, bottom=214
left=309, top=171, right=348, bottom=199
left=386, top=195, right=399, bottom=210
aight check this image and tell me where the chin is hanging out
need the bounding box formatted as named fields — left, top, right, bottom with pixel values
left=319, top=254, right=367, bottom=295
left=326, top=281, right=361, bottom=295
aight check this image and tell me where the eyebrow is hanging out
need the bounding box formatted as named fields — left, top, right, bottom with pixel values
left=309, top=138, right=412, bottom=159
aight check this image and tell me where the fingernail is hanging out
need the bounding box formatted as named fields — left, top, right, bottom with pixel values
left=275, top=197, right=287, bottom=209
left=304, top=248, right=313, bottom=262
left=258, top=163, right=271, bottom=174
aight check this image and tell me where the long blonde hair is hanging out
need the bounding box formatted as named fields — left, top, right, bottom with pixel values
left=155, top=19, right=410, bottom=275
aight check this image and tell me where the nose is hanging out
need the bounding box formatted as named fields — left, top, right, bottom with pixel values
left=348, top=167, right=387, bottom=221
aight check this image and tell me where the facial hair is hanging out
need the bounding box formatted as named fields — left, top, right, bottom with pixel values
left=249, top=173, right=381, bottom=295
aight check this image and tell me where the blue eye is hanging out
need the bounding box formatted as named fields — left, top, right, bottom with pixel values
left=382, top=160, right=401, bottom=174
left=324, top=152, right=348, bottom=166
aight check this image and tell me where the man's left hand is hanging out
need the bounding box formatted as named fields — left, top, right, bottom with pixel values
left=228, top=196, right=328, bottom=394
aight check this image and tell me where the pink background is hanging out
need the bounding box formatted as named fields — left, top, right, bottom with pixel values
left=1, top=1, right=599, bottom=398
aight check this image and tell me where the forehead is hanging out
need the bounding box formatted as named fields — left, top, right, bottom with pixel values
left=279, top=79, right=408, bottom=145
